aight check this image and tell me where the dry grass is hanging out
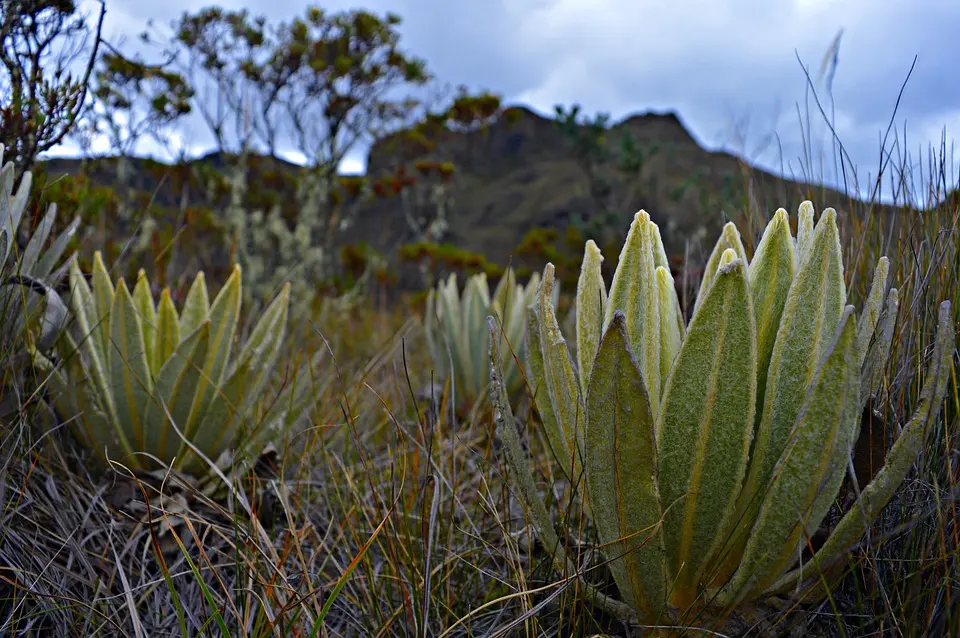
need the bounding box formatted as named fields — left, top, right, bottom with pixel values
left=1, top=72, right=958, bottom=636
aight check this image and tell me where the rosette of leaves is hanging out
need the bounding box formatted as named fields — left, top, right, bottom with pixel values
left=488, top=204, right=955, bottom=630
left=39, top=252, right=316, bottom=481
left=0, top=145, right=79, bottom=417
left=425, top=267, right=556, bottom=409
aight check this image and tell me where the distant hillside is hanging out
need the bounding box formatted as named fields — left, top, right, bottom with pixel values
left=39, top=104, right=904, bottom=276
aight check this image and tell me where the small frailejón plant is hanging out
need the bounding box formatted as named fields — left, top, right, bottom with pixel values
left=489, top=203, right=955, bottom=628
left=0, top=145, right=79, bottom=417
left=425, top=268, right=556, bottom=408
left=38, top=252, right=314, bottom=480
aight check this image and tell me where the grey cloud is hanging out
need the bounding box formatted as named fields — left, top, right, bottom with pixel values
left=73, top=0, right=959, bottom=200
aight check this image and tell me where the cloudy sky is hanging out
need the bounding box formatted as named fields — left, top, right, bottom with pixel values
left=55, top=0, right=960, bottom=202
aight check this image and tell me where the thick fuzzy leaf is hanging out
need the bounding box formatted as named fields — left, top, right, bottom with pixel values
left=488, top=316, right=640, bottom=621
left=91, top=252, right=115, bottom=369
left=19, top=202, right=56, bottom=274
left=604, top=211, right=661, bottom=416
left=768, top=300, right=955, bottom=598
left=862, top=288, right=898, bottom=401
left=108, top=279, right=154, bottom=455
left=651, top=220, right=670, bottom=271
left=535, top=265, right=582, bottom=481
left=424, top=289, right=447, bottom=379
left=748, top=208, right=797, bottom=416
left=142, top=321, right=210, bottom=464
left=202, top=284, right=291, bottom=460
left=35, top=215, right=80, bottom=279
left=585, top=312, right=667, bottom=618
left=180, top=265, right=242, bottom=447
left=657, top=256, right=756, bottom=602
left=133, top=270, right=158, bottom=375
left=734, top=209, right=846, bottom=543
left=67, top=257, right=116, bottom=424
left=155, top=290, right=181, bottom=371
left=576, top=240, right=607, bottom=395
left=723, top=308, right=858, bottom=602
left=694, top=222, right=747, bottom=316
left=498, top=273, right=531, bottom=393
left=462, top=274, right=491, bottom=398
left=856, top=257, right=889, bottom=367
left=39, top=345, right=119, bottom=460
left=655, top=266, right=684, bottom=393
left=179, top=272, right=210, bottom=340
left=437, top=274, right=465, bottom=399
left=795, top=201, right=815, bottom=267
left=525, top=303, right=572, bottom=478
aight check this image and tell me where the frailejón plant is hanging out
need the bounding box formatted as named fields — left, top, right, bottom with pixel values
left=426, top=268, right=555, bottom=407
left=0, top=145, right=79, bottom=359
left=489, top=203, right=955, bottom=628
left=0, top=145, right=79, bottom=420
left=39, top=252, right=314, bottom=477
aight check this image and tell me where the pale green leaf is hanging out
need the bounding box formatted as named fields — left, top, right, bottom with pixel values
left=747, top=208, right=798, bottom=424
left=856, top=257, right=889, bottom=367
left=181, top=264, right=242, bottom=445
left=536, top=264, right=582, bottom=482
left=795, top=201, right=815, bottom=268
left=735, top=208, right=846, bottom=543
left=767, top=300, right=955, bottom=598
left=91, top=251, right=115, bottom=370
left=525, top=301, right=571, bottom=478
left=108, top=278, right=154, bottom=456
left=655, top=266, right=684, bottom=392
left=36, top=215, right=80, bottom=279
left=179, top=272, right=210, bottom=339
left=20, top=202, right=56, bottom=274
left=584, top=311, right=667, bottom=618
left=576, top=239, right=607, bottom=395
left=155, top=289, right=181, bottom=371
left=694, top=222, right=747, bottom=317
left=723, top=308, right=858, bottom=602
left=141, top=321, right=210, bottom=464
left=657, top=256, right=756, bottom=602
left=132, top=270, right=158, bottom=375
left=604, top=211, right=661, bottom=416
